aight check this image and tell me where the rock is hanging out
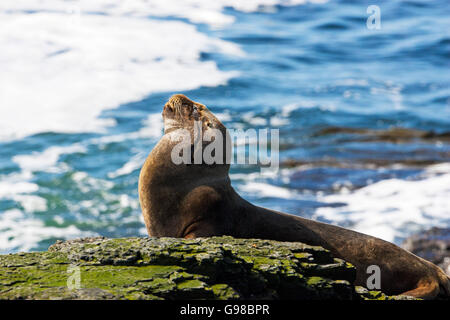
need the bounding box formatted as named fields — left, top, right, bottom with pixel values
left=402, top=227, right=450, bottom=276
left=0, top=236, right=415, bottom=300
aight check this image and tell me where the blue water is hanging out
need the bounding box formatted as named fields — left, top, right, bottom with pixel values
left=1, top=0, right=449, bottom=253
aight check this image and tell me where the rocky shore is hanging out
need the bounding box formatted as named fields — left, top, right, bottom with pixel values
left=0, top=236, right=417, bottom=300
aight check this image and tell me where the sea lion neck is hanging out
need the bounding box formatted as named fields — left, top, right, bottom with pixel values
left=140, top=132, right=231, bottom=195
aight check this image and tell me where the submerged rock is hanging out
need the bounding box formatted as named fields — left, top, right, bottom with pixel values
left=402, top=227, right=450, bottom=276
left=0, top=236, right=414, bottom=300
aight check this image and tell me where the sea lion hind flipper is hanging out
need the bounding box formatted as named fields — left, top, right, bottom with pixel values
left=400, top=271, right=450, bottom=299
left=400, top=277, right=440, bottom=299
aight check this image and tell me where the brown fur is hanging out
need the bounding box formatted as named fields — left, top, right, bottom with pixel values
left=139, top=94, right=450, bottom=299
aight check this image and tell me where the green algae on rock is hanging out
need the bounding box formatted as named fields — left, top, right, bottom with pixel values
left=0, top=236, right=415, bottom=300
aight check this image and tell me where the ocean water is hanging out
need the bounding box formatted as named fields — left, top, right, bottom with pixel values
left=0, top=0, right=449, bottom=253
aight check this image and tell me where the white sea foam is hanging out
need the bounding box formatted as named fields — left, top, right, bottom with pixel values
left=108, top=152, right=147, bottom=178
left=0, top=179, right=38, bottom=198
left=0, top=0, right=332, bottom=141
left=1, top=0, right=328, bottom=28
left=239, top=182, right=298, bottom=199
left=245, top=116, right=268, bottom=126
left=230, top=167, right=291, bottom=181
left=239, top=100, right=335, bottom=128
left=3, top=111, right=158, bottom=218
left=0, top=171, right=46, bottom=212
left=0, top=209, right=95, bottom=253
left=334, top=79, right=369, bottom=87
left=12, top=145, right=87, bottom=172
left=233, top=163, right=449, bottom=244
left=0, top=147, right=76, bottom=249
left=214, top=112, right=232, bottom=122
left=234, top=168, right=298, bottom=199
left=138, top=113, right=165, bottom=139
left=11, top=195, right=48, bottom=213
left=0, top=7, right=242, bottom=141
left=72, top=171, right=114, bottom=193
left=281, top=101, right=337, bottom=116
left=0, top=144, right=88, bottom=232
left=270, top=116, right=290, bottom=126
left=89, top=112, right=164, bottom=146
left=0, top=0, right=334, bottom=253
left=313, top=163, right=450, bottom=243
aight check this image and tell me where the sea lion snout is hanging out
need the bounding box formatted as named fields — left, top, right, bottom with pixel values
left=169, top=94, right=195, bottom=112
left=168, top=93, right=193, bottom=107
left=163, top=94, right=202, bottom=121
left=162, top=94, right=223, bottom=136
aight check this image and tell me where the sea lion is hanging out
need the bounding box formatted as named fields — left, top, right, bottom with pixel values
left=139, top=94, right=450, bottom=299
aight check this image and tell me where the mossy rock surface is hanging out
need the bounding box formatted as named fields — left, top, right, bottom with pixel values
left=0, top=236, right=415, bottom=300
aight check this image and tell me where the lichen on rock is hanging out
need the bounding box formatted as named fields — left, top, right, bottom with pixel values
left=0, top=236, right=415, bottom=300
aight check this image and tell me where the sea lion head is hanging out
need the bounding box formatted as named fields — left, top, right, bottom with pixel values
left=161, top=94, right=230, bottom=169
left=162, top=93, right=226, bottom=135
